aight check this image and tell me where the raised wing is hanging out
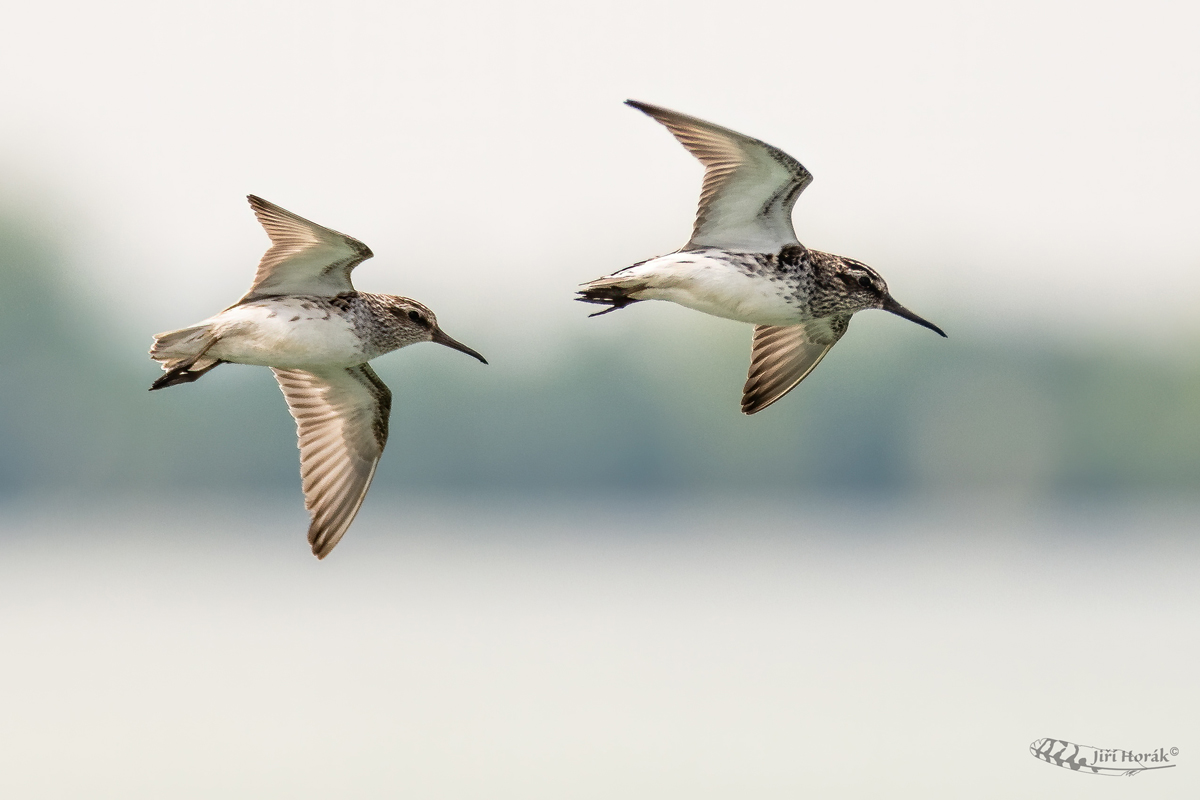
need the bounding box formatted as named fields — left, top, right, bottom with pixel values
left=741, top=316, right=849, bottom=415
left=239, top=195, right=373, bottom=301
left=272, top=365, right=392, bottom=558
left=627, top=100, right=812, bottom=253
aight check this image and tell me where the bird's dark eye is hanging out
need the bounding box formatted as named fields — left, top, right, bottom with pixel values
left=406, top=309, right=429, bottom=328
left=857, top=275, right=872, bottom=289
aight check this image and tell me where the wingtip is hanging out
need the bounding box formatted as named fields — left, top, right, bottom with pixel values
left=246, top=194, right=285, bottom=216
left=740, top=383, right=793, bottom=416
left=310, top=534, right=334, bottom=560
left=246, top=194, right=275, bottom=217
left=308, top=518, right=340, bottom=560
left=740, top=399, right=766, bottom=415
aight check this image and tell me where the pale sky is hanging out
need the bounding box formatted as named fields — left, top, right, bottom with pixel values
left=1, top=0, right=1198, bottom=358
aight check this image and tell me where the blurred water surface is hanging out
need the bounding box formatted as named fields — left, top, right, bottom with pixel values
left=0, top=496, right=1195, bottom=798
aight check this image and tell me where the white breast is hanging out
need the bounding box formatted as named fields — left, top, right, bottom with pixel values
left=204, top=299, right=367, bottom=369
left=620, top=252, right=804, bottom=326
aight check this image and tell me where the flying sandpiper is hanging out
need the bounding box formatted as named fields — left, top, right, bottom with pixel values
left=150, top=196, right=487, bottom=558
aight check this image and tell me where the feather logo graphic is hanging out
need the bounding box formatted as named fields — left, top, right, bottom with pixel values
left=1030, top=738, right=1178, bottom=776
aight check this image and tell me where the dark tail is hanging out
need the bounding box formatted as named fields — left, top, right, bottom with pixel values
left=576, top=286, right=643, bottom=318
left=150, top=360, right=226, bottom=390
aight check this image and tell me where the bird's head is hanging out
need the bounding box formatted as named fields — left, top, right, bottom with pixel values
left=831, top=258, right=946, bottom=337
left=387, top=299, right=488, bottom=363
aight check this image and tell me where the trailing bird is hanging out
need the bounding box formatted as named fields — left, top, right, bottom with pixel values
left=150, top=196, right=486, bottom=558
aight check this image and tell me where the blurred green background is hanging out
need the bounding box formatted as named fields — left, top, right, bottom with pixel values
left=3, top=210, right=1197, bottom=503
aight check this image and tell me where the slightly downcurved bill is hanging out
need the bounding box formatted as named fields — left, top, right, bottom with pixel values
left=883, top=295, right=947, bottom=337
left=431, top=328, right=488, bottom=364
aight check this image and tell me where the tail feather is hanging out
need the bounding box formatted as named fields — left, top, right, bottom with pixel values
left=149, top=324, right=223, bottom=390
left=150, top=324, right=212, bottom=361
left=576, top=278, right=648, bottom=317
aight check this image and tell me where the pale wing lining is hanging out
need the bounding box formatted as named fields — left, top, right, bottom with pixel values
left=627, top=101, right=813, bottom=253
left=741, top=319, right=848, bottom=415
left=273, top=365, right=392, bottom=558
left=241, top=195, right=374, bottom=300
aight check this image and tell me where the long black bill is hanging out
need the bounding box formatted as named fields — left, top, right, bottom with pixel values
left=882, top=295, right=947, bottom=338
left=431, top=328, right=488, bottom=364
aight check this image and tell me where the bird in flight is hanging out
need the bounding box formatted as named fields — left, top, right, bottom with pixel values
left=579, top=100, right=945, bottom=414
left=150, top=196, right=486, bottom=558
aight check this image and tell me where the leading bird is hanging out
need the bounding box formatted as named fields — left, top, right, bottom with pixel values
left=578, top=101, right=946, bottom=414
left=150, top=196, right=487, bottom=558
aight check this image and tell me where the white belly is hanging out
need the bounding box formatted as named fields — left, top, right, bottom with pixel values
left=622, top=252, right=803, bottom=326
left=204, top=300, right=367, bottom=369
